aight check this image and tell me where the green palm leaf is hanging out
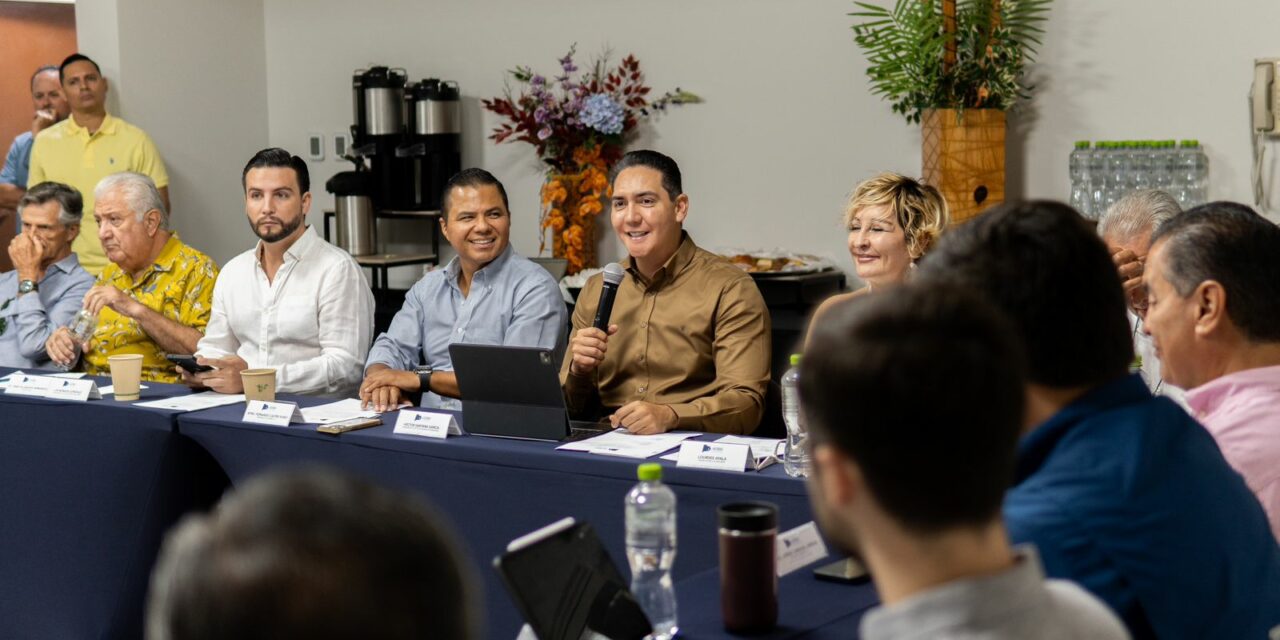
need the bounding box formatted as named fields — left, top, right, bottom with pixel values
left=850, top=0, right=1052, bottom=122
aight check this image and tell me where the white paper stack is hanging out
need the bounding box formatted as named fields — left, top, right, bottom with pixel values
left=134, top=392, right=246, bottom=412
left=298, top=398, right=379, bottom=424
left=557, top=429, right=700, bottom=459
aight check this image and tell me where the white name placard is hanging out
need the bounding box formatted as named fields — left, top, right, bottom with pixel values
left=4, top=374, right=101, bottom=401
left=393, top=410, right=461, bottom=439
left=776, top=521, right=829, bottom=577
left=242, top=400, right=304, bottom=427
left=676, top=441, right=752, bottom=472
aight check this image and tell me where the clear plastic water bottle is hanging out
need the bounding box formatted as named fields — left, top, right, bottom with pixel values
left=1087, top=140, right=1107, bottom=214
left=1175, top=140, right=1198, bottom=207
left=1103, top=141, right=1127, bottom=208
left=1187, top=140, right=1209, bottom=206
left=1069, top=141, right=1093, bottom=218
left=1129, top=141, right=1152, bottom=191
left=626, top=463, right=678, bottom=640
left=57, top=309, right=98, bottom=371
left=781, top=354, right=810, bottom=477
left=1151, top=140, right=1174, bottom=191
left=1119, top=141, right=1134, bottom=192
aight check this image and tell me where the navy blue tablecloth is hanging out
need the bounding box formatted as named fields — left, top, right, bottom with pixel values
left=0, top=367, right=227, bottom=640
left=674, top=566, right=877, bottom=639
left=176, top=398, right=815, bottom=639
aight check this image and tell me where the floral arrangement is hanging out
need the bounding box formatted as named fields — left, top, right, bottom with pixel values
left=483, top=45, right=700, bottom=274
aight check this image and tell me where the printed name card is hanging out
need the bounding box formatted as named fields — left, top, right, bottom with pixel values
left=242, top=401, right=304, bottom=427
left=776, top=521, right=829, bottom=577
left=393, top=410, right=461, bottom=439
left=675, top=441, right=752, bottom=472
left=4, top=374, right=101, bottom=401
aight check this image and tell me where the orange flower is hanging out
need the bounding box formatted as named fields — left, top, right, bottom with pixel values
left=578, top=198, right=602, bottom=218
left=541, top=179, right=569, bottom=206
left=573, top=145, right=602, bottom=168
left=542, top=155, right=614, bottom=274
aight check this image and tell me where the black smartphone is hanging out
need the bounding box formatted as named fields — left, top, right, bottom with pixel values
left=165, top=354, right=214, bottom=373
left=812, top=557, right=871, bottom=584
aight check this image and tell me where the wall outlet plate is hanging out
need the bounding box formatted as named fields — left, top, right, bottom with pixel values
left=306, top=132, right=324, bottom=161
left=333, top=133, right=349, bottom=159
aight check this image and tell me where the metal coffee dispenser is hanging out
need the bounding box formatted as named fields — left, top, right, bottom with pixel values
left=325, top=169, right=376, bottom=256
left=398, top=79, right=461, bottom=211
left=350, top=66, right=407, bottom=210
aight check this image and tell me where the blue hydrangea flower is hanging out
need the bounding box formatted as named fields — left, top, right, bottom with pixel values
left=580, top=93, right=625, bottom=135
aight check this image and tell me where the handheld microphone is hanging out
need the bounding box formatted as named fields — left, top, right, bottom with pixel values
left=592, top=264, right=626, bottom=331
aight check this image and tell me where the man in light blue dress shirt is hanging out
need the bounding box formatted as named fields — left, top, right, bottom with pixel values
left=1, top=66, right=70, bottom=233
left=360, top=169, right=566, bottom=411
left=0, top=182, right=94, bottom=368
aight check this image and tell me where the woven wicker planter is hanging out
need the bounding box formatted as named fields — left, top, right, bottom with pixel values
left=921, top=108, right=1006, bottom=224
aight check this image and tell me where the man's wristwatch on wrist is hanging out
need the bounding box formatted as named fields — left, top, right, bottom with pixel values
left=414, top=365, right=432, bottom=393
left=17, top=279, right=37, bottom=294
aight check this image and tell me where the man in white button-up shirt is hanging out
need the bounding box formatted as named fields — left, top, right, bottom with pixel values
left=181, top=148, right=374, bottom=396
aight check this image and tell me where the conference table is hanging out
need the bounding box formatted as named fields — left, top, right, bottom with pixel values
left=178, top=396, right=853, bottom=637
left=0, top=368, right=228, bottom=640
left=0, top=372, right=877, bottom=639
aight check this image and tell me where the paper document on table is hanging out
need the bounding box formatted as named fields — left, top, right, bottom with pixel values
left=134, top=392, right=246, bottom=412
left=299, top=398, right=379, bottom=424
left=556, top=429, right=700, bottom=459
left=716, top=435, right=785, bottom=470
left=0, top=370, right=87, bottom=389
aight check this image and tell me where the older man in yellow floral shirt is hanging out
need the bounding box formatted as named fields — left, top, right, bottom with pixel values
left=46, top=172, right=217, bottom=382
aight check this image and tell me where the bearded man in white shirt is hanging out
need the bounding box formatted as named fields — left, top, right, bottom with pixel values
left=180, top=148, right=374, bottom=396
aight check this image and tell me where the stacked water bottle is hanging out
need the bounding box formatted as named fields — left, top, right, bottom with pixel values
left=1068, top=140, right=1209, bottom=220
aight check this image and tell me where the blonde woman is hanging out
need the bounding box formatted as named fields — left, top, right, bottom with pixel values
left=808, top=173, right=949, bottom=339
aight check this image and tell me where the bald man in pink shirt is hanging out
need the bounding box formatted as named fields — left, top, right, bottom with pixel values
left=1143, top=202, right=1280, bottom=541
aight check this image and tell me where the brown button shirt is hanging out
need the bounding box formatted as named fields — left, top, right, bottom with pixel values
left=561, top=233, right=771, bottom=434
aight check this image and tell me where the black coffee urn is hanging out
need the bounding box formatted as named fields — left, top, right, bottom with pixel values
left=398, top=79, right=461, bottom=211
left=351, top=66, right=407, bottom=210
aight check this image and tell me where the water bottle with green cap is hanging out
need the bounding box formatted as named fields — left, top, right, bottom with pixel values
left=626, top=463, right=678, bottom=639
left=1069, top=141, right=1093, bottom=218
left=782, top=353, right=810, bottom=477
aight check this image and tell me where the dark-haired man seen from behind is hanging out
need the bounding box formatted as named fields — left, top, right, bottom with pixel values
left=917, top=200, right=1280, bottom=639
left=561, top=150, right=770, bottom=435
left=0, top=182, right=93, bottom=368
left=146, top=467, right=478, bottom=640
left=28, top=53, right=169, bottom=275
left=181, top=148, right=374, bottom=397
left=1143, top=202, right=1280, bottom=541
left=360, top=168, right=566, bottom=411
left=803, top=282, right=1127, bottom=640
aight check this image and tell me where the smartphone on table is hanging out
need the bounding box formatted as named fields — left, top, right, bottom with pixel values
left=165, top=354, right=214, bottom=374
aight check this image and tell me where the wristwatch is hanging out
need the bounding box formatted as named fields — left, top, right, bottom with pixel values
left=414, top=364, right=432, bottom=393
left=18, top=280, right=37, bottom=294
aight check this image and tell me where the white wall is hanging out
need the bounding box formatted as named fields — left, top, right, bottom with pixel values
left=262, top=0, right=912, bottom=284
left=1018, top=1, right=1280, bottom=219
left=76, top=0, right=268, bottom=267
left=82, top=0, right=1280, bottom=277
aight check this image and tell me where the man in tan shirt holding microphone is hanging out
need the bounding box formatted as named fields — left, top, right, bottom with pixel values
left=561, top=150, right=771, bottom=435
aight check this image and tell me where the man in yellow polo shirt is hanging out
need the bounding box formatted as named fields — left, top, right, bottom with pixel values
left=45, top=173, right=215, bottom=383
left=27, top=53, right=169, bottom=276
